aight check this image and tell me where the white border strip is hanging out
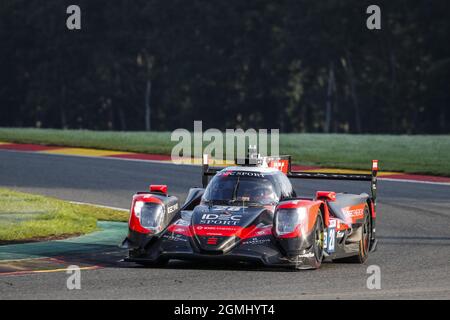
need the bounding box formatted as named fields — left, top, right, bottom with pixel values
left=69, top=201, right=128, bottom=212
left=378, top=177, right=450, bottom=186
left=0, top=148, right=197, bottom=167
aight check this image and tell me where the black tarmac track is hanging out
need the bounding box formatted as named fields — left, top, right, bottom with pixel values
left=0, top=150, right=449, bottom=299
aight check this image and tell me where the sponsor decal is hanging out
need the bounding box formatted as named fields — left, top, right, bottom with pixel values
left=167, top=203, right=179, bottom=214
left=193, top=224, right=272, bottom=238
left=218, top=171, right=266, bottom=178
left=211, top=206, right=242, bottom=212
left=194, top=225, right=241, bottom=236
left=329, top=219, right=337, bottom=228
left=162, top=234, right=188, bottom=242
left=267, top=159, right=289, bottom=174
left=299, top=252, right=315, bottom=258
left=244, top=226, right=272, bottom=238
left=342, top=206, right=365, bottom=218
left=242, top=238, right=271, bottom=245
left=256, top=229, right=271, bottom=236
left=200, top=213, right=242, bottom=226
left=327, top=228, right=336, bottom=253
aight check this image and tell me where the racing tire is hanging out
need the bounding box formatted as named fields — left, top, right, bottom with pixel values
left=294, top=212, right=324, bottom=270
left=337, top=205, right=371, bottom=264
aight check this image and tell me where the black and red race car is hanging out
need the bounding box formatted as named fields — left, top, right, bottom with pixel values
left=122, top=150, right=379, bottom=270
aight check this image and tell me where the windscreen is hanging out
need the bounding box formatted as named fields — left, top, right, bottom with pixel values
left=202, top=172, right=280, bottom=205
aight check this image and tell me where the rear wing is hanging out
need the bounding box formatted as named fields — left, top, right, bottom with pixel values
left=288, top=160, right=379, bottom=206
left=201, top=154, right=379, bottom=205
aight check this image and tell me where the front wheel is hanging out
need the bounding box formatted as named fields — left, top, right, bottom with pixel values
left=294, top=212, right=324, bottom=270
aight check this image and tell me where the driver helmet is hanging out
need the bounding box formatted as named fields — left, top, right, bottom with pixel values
left=243, top=184, right=275, bottom=202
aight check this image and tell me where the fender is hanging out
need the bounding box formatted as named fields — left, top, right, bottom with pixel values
left=274, top=199, right=323, bottom=256
left=275, top=199, right=323, bottom=238
left=327, top=193, right=370, bottom=224
left=123, top=192, right=180, bottom=250
left=129, top=194, right=163, bottom=234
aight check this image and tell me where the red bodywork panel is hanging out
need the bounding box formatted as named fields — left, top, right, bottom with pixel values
left=167, top=224, right=192, bottom=237
left=168, top=223, right=273, bottom=239
left=149, top=184, right=168, bottom=195
left=129, top=194, right=163, bottom=234
left=316, top=191, right=336, bottom=201
left=275, top=199, right=323, bottom=238
left=267, top=159, right=289, bottom=174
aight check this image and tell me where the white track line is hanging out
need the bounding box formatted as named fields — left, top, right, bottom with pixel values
left=378, top=177, right=450, bottom=186
left=0, top=148, right=194, bottom=166
left=69, top=201, right=128, bottom=212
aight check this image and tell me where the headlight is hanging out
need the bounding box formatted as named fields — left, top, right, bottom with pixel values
left=134, top=201, right=165, bottom=232
left=134, top=201, right=145, bottom=218
left=275, top=207, right=308, bottom=236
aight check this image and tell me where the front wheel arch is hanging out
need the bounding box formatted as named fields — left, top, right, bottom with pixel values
left=293, top=208, right=325, bottom=270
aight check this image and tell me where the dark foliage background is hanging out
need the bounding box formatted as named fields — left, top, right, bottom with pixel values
left=0, top=0, right=449, bottom=133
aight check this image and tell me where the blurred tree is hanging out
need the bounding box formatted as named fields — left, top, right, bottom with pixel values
left=0, top=0, right=448, bottom=133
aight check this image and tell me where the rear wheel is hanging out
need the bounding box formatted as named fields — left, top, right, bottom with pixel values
left=338, top=205, right=371, bottom=263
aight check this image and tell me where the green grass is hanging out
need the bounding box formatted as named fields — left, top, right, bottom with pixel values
left=0, top=188, right=128, bottom=243
left=0, top=128, right=173, bottom=155
left=0, top=128, right=449, bottom=176
left=282, top=134, right=450, bottom=176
